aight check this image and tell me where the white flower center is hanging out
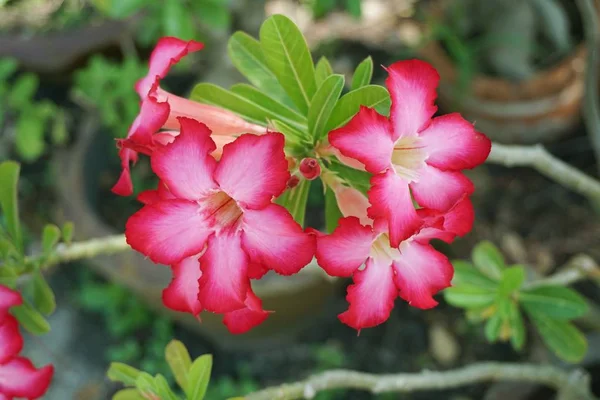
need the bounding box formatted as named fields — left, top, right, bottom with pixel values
left=390, top=136, right=427, bottom=182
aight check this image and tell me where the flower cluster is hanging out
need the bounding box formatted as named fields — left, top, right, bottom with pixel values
left=0, top=285, right=54, bottom=399
left=116, top=37, right=490, bottom=333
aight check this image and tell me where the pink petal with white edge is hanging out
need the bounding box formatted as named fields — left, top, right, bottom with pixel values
left=339, top=256, right=397, bottom=330
left=419, top=113, right=491, bottom=170
left=315, top=217, right=374, bottom=277
left=329, top=106, right=394, bottom=174
left=0, top=316, right=23, bottom=364
left=393, top=241, right=453, bottom=309
left=386, top=60, right=439, bottom=140
left=163, top=255, right=203, bottom=316
left=0, top=357, right=54, bottom=399
left=198, top=233, right=249, bottom=313
left=223, top=287, right=269, bottom=334
left=0, top=286, right=21, bottom=324
left=151, top=118, right=218, bottom=201
left=135, top=37, right=204, bottom=99
left=125, top=199, right=211, bottom=265
left=215, top=133, right=289, bottom=209
left=367, top=170, right=421, bottom=247
left=242, top=204, right=315, bottom=276
left=410, top=164, right=474, bottom=211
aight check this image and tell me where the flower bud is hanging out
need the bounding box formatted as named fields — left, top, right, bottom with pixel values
left=286, top=175, right=300, bottom=188
left=299, top=158, right=321, bottom=180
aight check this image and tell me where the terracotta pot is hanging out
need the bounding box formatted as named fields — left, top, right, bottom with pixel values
left=417, top=1, right=592, bottom=144
left=53, top=116, right=338, bottom=350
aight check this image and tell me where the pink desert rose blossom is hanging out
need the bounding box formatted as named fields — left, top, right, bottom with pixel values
left=112, top=37, right=267, bottom=196
left=329, top=59, right=491, bottom=247
left=315, top=197, right=474, bottom=331
left=0, top=286, right=54, bottom=399
left=125, top=118, right=315, bottom=332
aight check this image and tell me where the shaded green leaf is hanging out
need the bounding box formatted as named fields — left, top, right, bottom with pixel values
left=508, top=301, right=526, bottom=350
left=325, top=187, right=343, bottom=233
left=195, top=0, right=230, bottom=31
left=271, top=119, right=308, bottom=153
left=315, top=56, right=333, bottom=87
left=112, top=388, right=145, bottom=400
left=107, top=362, right=142, bottom=387
left=11, top=301, right=50, bottom=335
left=528, top=313, right=587, bottom=363
left=276, top=180, right=311, bottom=227
left=326, top=159, right=371, bottom=194
left=8, top=73, right=38, bottom=109
left=521, top=286, right=588, bottom=320
left=186, top=354, right=213, bottom=400
left=444, top=285, right=497, bottom=308
left=227, top=32, right=290, bottom=103
left=15, top=110, right=46, bottom=162
left=32, top=271, right=56, bottom=315
left=0, top=58, right=18, bottom=80
left=308, top=74, right=344, bottom=140
left=260, top=14, right=317, bottom=114
left=345, top=0, right=362, bottom=18
left=485, top=313, right=502, bottom=342
left=42, top=224, right=61, bottom=253
left=472, top=241, right=504, bottom=280
left=0, top=161, right=22, bottom=253
left=451, top=260, right=499, bottom=290
left=325, top=85, right=390, bottom=131
left=166, top=340, right=192, bottom=391
left=51, top=109, right=68, bottom=145
left=498, top=266, right=525, bottom=296
left=62, top=222, right=74, bottom=244
left=163, top=0, right=195, bottom=40
left=351, top=56, right=373, bottom=90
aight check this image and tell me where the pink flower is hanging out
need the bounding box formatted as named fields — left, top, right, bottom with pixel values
left=0, top=286, right=54, bottom=399
left=112, top=37, right=267, bottom=196
left=125, top=118, right=315, bottom=332
left=329, top=60, right=491, bottom=247
left=315, top=197, right=473, bottom=331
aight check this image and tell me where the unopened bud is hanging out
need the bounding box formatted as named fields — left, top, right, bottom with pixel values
left=299, top=158, right=321, bottom=180
left=286, top=175, right=300, bottom=188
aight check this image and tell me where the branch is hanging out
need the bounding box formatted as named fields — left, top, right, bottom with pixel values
left=525, top=254, right=600, bottom=289
left=485, top=143, right=600, bottom=203
left=245, top=362, right=595, bottom=400
left=576, top=0, right=600, bottom=175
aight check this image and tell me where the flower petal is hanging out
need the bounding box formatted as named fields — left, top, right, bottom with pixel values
left=393, top=242, right=453, bottom=309
left=151, top=118, right=218, bottom=201
left=367, top=170, right=421, bottom=247
left=315, top=217, right=373, bottom=277
left=0, top=316, right=23, bottom=364
left=386, top=60, right=439, bottom=140
left=215, top=133, right=289, bottom=209
left=0, top=357, right=54, bottom=399
left=0, top=286, right=21, bottom=324
left=162, top=255, right=203, bottom=316
left=123, top=93, right=171, bottom=152
left=125, top=199, right=211, bottom=265
left=330, top=181, right=371, bottom=225
left=135, top=37, right=204, bottom=99
left=241, top=204, right=315, bottom=276
left=410, top=164, right=474, bottom=211
left=222, top=287, right=269, bottom=334
left=111, top=148, right=138, bottom=196
left=198, top=233, right=249, bottom=313
left=419, top=113, right=491, bottom=170
left=339, top=256, right=397, bottom=330
left=328, top=106, right=394, bottom=174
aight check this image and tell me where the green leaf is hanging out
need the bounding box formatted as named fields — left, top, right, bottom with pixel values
left=42, top=224, right=61, bottom=253
left=112, top=388, right=145, bottom=400
left=15, top=109, right=46, bottom=162
left=325, top=187, right=343, bottom=233
left=325, top=85, right=390, bottom=131
left=230, top=83, right=307, bottom=129
left=276, top=180, right=311, bottom=227
left=135, top=372, right=159, bottom=399
left=62, top=222, right=74, bottom=244
left=326, top=159, right=371, bottom=194
left=165, top=340, right=192, bottom=391
left=451, top=260, right=499, bottom=290
left=528, top=313, right=587, bottom=363
left=508, top=301, right=526, bottom=350
left=8, top=73, right=38, bottom=109
left=107, top=362, right=142, bottom=387
left=351, top=56, right=373, bottom=90
left=260, top=14, right=317, bottom=114
left=0, top=58, right=18, bottom=81
left=153, top=374, right=179, bottom=400
left=51, top=109, right=68, bottom=145
left=195, top=0, right=231, bottom=31
left=312, top=0, right=336, bottom=18
left=32, top=271, right=56, bottom=315
left=163, top=0, right=195, bottom=40
left=227, top=32, right=290, bottom=104
left=520, top=286, right=588, bottom=320
left=485, top=313, right=502, bottom=342
left=186, top=354, right=213, bottom=400
left=497, top=266, right=525, bottom=296
left=444, top=285, right=497, bottom=308
left=11, top=301, right=50, bottom=335
left=0, top=161, right=22, bottom=253
left=315, top=56, right=333, bottom=87
left=472, top=241, right=505, bottom=280
left=308, top=74, right=344, bottom=140
left=113, top=388, right=145, bottom=400
left=345, top=0, right=362, bottom=18
left=271, top=119, right=308, bottom=152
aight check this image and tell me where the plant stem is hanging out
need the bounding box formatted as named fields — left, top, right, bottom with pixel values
left=486, top=143, right=600, bottom=203
left=576, top=0, right=600, bottom=176
left=524, top=254, right=600, bottom=289
left=245, top=362, right=595, bottom=400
